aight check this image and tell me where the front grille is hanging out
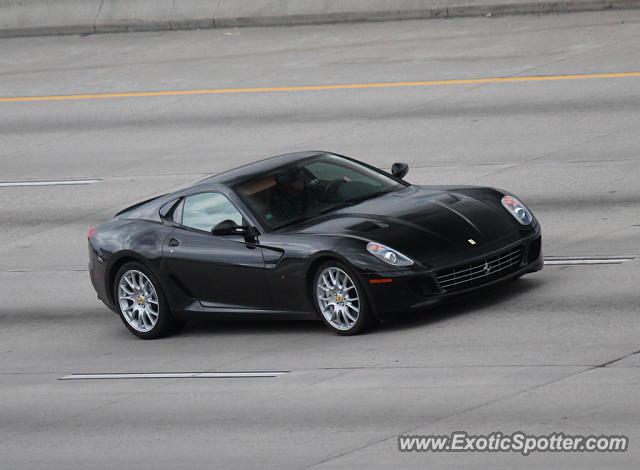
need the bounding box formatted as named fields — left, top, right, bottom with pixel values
left=436, top=246, right=523, bottom=293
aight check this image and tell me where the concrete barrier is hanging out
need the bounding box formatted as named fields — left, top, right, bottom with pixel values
left=1, top=0, right=639, bottom=38
left=0, top=0, right=101, bottom=36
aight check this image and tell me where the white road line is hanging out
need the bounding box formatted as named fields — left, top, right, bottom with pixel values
left=0, top=179, right=100, bottom=187
left=544, top=258, right=634, bottom=265
left=59, top=371, right=289, bottom=380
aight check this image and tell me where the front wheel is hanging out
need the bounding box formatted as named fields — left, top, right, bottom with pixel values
left=313, top=261, right=375, bottom=335
left=114, top=262, right=180, bottom=339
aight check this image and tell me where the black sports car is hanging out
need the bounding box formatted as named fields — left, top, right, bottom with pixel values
left=88, top=151, right=542, bottom=338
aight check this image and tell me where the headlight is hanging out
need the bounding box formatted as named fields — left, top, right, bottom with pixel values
left=501, top=195, right=533, bottom=225
left=366, top=242, right=414, bottom=266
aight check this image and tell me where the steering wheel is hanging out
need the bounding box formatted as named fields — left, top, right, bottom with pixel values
left=321, top=178, right=348, bottom=203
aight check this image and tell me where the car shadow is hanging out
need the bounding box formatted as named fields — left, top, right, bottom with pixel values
left=379, top=276, right=546, bottom=333
left=180, top=314, right=321, bottom=337
left=178, top=276, right=546, bottom=337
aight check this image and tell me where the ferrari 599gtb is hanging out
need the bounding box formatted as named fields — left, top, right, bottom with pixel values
left=88, top=151, right=542, bottom=338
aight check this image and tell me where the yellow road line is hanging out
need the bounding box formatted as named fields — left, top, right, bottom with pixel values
left=2, top=72, right=639, bottom=103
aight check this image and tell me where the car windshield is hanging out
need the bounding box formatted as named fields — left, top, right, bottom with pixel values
left=235, top=154, right=407, bottom=230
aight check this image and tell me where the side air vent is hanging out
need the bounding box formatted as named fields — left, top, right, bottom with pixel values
left=169, top=275, right=196, bottom=299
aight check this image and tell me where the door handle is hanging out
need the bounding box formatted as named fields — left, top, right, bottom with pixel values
left=169, top=238, right=180, bottom=247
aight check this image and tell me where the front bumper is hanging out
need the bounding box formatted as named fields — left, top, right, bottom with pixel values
left=362, top=232, right=542, bottom=320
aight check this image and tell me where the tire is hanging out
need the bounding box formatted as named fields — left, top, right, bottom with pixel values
left=312, top=260, right=375, bottom=335
left=113, top=262, right=180, bottom=339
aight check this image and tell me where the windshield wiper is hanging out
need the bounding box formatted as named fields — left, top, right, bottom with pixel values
left=319, top=190, right=393, bottom=215
left=273, top=214, right=318, bottom=230
left=348, top=190, right=394, bottom=205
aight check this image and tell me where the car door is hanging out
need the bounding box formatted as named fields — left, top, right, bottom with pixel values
left=163, top=191, right=272, bottom=309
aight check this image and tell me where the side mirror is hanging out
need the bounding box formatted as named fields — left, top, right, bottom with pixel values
left=212, top=220, right=259, bottom=242
left=391, top=162, right=409, bottom=179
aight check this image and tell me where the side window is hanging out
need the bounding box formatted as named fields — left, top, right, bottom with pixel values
left=159, top=198, right=183, bottom=223
left=182, top=192, right=243, bottom=232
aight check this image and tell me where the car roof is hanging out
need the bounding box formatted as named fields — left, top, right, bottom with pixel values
left=199, top=151, right=326, bottom=187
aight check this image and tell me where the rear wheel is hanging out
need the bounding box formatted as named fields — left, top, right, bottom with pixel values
left=313, top=261, right=375, bottom=335
left=114, top=262, right=179, bottom=339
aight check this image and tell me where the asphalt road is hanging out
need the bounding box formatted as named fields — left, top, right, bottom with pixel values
left=1, top=10, right=639, bottom=469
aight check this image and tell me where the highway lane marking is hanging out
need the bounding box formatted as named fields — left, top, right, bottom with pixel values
left=59, top=371, right=289, bottom=380
left=544, top=257, right=634, bottom=265
left=0, top=179, right=100, bottom=187
left=2, top=72, right=640, bottom=103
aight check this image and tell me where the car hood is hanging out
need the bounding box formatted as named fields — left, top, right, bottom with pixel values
left=289, top=185, right=522, bottom=266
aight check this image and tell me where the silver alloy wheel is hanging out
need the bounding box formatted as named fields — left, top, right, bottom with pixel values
left=118, top=269, right=160, bottom=332
left=316, top=267, right=360, bottom=331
